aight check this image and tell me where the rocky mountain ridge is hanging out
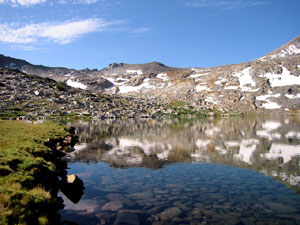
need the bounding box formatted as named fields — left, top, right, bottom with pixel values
left=1, top=35, right=300, bottom=115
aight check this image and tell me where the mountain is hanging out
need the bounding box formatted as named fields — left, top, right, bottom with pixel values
left=1, top=34, right=300, bottom=115
left=0, top=54, right=183, bottom=93
left=100, top=35, right=300, bottom=114
left=0, top=53, right=100, bottom=80
left=99, top=61, right=182, bottom=76
left=259, top=35, right=300, bottom=60
left=0, top=54, right=114, bottom=92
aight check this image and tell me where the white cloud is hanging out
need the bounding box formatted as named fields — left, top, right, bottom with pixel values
left=0, top=0, right=107, bottom=6
left=131, top=28, right=150, bottom=34
left=185, top=0, right=269, bottom=10
left=0, top=18, right=124, bottom=45
left=0, top=0, right=47, bottom=6
left=58, top=0, right=105, bottom=4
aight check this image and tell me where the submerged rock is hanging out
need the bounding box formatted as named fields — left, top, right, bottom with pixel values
left=157, top=207, right=182, bottom=221
left=114, top=211, right=140, bottom=225
left=102, top=201, right=123, bottom=211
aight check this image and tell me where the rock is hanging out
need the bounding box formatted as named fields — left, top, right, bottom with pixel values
left=60, top=174, right=84, bottom=204
left=102, top=202, right=123, bottom=211
left=67, top=174, right=80, bottom=184
left=264, top=202, right=299, bottom=214
left=157, top=207, right=182, bottom=221
left=106, top=194, right=135, bottom=207
left=114, top=211, right=140, bottom=225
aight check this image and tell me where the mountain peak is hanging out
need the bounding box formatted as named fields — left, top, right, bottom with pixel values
left=260, top=35, right=300, bottom=60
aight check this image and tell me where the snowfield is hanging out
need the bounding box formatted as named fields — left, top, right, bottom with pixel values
left=259, top=67, right=300, bottom=87
left=66, top=79, right=87, bottom=89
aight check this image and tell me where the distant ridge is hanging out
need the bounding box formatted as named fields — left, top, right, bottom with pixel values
left=99, top=61, right=182, bottom=76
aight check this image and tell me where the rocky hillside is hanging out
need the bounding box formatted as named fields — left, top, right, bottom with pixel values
left=1, top=35, right=300, bottom=115
left=0, top=69, right=197, bottom=119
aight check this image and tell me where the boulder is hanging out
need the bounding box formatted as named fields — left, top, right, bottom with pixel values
left=60, top=174, right=84, bottom=204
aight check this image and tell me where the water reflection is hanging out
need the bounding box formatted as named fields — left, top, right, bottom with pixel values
left=67, top=117, right=300, bottom=192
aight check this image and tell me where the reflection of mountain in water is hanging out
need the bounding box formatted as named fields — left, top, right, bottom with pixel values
left=68, top=117, right=300, bottom=192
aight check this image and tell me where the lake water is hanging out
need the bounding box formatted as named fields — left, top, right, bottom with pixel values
left=59, top=116, right=300, bottom=225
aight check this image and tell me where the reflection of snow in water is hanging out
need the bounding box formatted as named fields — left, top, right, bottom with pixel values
left=286, top=131, right=300, bottom=139
left=261, top=170, right=300, bottom=186
left=225, top=141, right=240, bottom=147
left=102, top=138, right=171, bottom=164
left=195, top=139, right=211, bottom=148
left=70, top=118, right=300, bottom=190
left=205, top=127, right=221, bottom=136
left=233, top=139, right=260, bottom=164
left=262, top=121, right=281, bottom=130
left=191, top=139, right=212, bottom=162
left=256, top=121, right=282, bottom=140
left=260, top=144, right=300, bottom=164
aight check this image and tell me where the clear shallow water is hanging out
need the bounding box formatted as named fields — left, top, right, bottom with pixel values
left=60, top=117, right=300, bottom=225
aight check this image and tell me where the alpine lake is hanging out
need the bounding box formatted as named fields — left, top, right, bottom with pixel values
left=59, top=116, right=300, bottom=225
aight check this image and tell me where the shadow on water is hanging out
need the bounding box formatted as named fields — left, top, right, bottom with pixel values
left=60, top=116, right=300, bottom=225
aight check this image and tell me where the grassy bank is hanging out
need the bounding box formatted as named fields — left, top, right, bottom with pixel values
left=0, top=120, right=71, bottom=225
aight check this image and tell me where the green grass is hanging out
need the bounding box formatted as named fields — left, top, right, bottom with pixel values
left=169, top=100, right=188, bottom=108
left=0, top=120, right=69, bottom=225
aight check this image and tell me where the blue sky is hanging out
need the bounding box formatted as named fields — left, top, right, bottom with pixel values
left=0, top=0, right=299, bottom=69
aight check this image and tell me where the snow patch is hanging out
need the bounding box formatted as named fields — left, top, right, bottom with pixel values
left=224, top=86, right=239, bottom=90
left=256, top=93, right=281, bottom=101
left=262, top=101, right=281, bottom=109
left=118, top=78, right=156, bottom=93
left=258, top=56, right=267, bottom=62
left=191, top=68, right=210, bottom=73
left=285, top=94, right=300, bottom=99
left=190, top=73, right=209, bottom=78
left=270, top=44, right=300, bottom=58
left=126, top=70, right=143, bottom=75
left=256, top=93, right=281, bottom=109
left=259, top=67, right=300, bottom=87
left=66, top=79, right=87, bottom=90
left=233, top=67, right=257, bottom=92
left=196, top=84, right=211, bottom=92
left=205, top=96, right=219, bottom=105
left=156, top=73, right=169, bottom=81
left=214, top=78, right=227, bottom=85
